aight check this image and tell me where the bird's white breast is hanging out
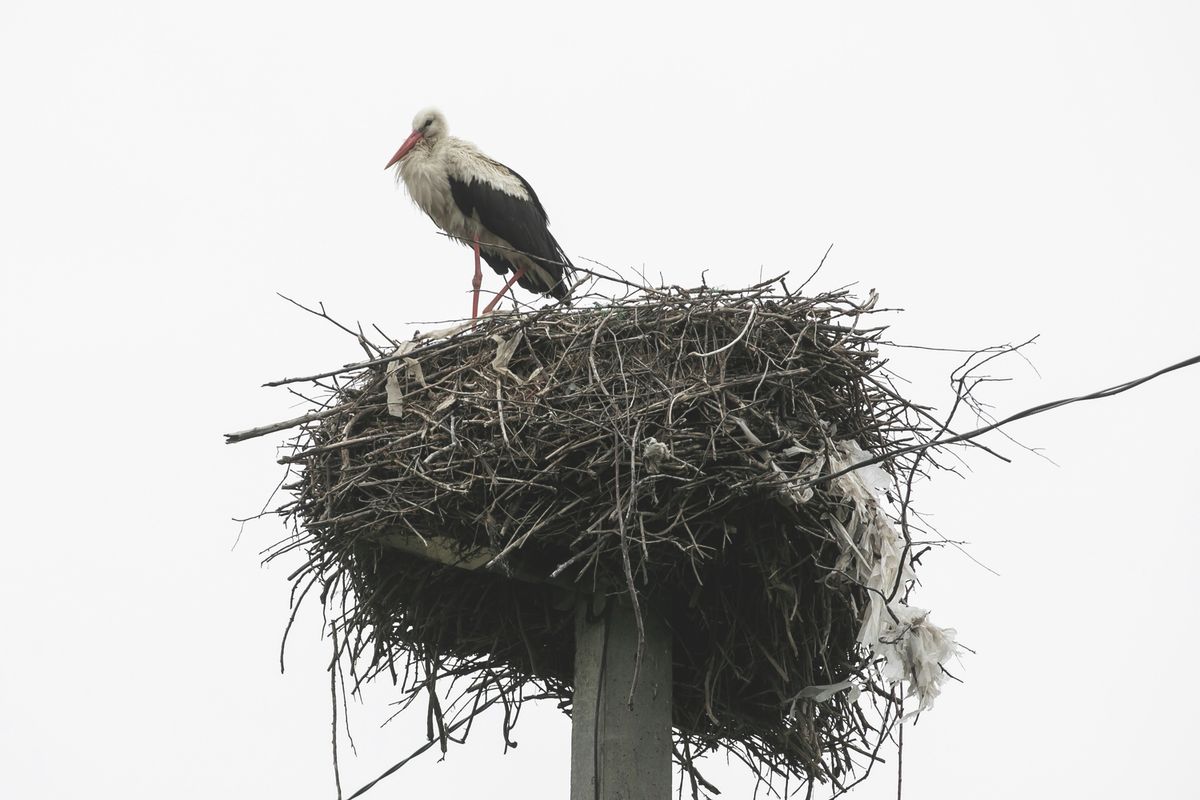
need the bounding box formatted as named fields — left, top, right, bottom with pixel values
left=396, top=136, right=535, bottom=251
left=398, top=148, right=456, bottom=229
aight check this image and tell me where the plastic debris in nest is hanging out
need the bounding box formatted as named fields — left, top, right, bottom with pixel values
left=757, top=431, right=961, bottom=716
left=231, top=280, right=969, bottom=796
left=828, top=439, right=960, bottom=714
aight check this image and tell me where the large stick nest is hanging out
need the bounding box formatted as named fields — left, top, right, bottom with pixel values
left=262, top=280, right=946, bottom=796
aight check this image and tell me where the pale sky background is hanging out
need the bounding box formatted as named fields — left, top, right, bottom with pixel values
left=2, top=2, right=1199, bottom=798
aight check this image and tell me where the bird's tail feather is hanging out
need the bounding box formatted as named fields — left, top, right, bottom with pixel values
left=481, top=244, right=573, bottom=302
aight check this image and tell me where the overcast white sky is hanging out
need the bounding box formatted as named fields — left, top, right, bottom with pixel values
left=3, top=2, right=1199, bottom=798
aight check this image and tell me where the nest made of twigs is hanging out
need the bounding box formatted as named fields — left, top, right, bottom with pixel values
left=264, top=279, right=940, bottom=795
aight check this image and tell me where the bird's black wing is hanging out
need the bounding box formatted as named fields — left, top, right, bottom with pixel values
left=447, top=165, right=572, bottom=300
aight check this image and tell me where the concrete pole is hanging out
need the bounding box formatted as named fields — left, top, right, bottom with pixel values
left=571, top=597, right=673, bottom=800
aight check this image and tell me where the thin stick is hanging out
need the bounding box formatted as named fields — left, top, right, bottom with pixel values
left=225, top=406, right=345, bottom=444
left=345, top=695, right=505, bottom=799
left=689, top=306, right=756, bottom=357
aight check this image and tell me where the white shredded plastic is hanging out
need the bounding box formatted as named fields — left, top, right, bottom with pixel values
left=828, top=439, right=960, bottom=714
left=793, top=679, right=861, bottom=704
left=490, top=330, right=525, bottom=381
left=641, top=437, right=671, bottom=474
left=384, top=321, right=472, bottom=418
left=874, top=604, right=958, bottom=714
left=385, top=354, right=412, bottom=417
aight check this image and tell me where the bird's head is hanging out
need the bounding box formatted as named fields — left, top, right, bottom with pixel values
left=385, top=107, right=447, bottom=169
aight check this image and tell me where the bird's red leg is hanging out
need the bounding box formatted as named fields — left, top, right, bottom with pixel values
left=471, top=235, right=483, bottom=319
left=481, top=267, right=527, bottom=316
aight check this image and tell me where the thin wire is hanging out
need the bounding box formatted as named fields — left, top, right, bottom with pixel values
left=804, top=351, right=1200, bottom=490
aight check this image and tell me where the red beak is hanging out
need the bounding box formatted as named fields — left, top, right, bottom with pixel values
left=385, top=130, right=424, bottom=169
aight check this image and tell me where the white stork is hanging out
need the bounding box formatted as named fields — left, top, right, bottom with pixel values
left=385, top=107, right=574, bottom=317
